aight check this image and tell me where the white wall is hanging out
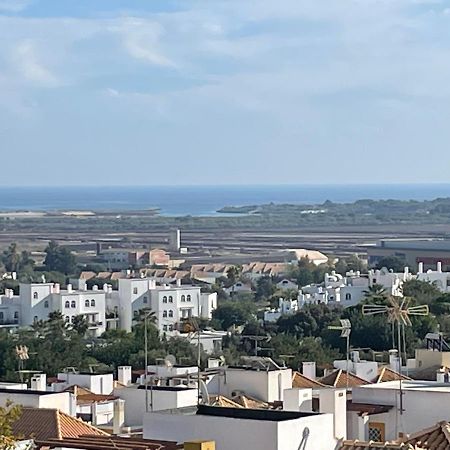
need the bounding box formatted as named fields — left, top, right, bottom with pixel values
left=58, top=373, right=114, bottom=395
left=113, top=386, right=198, bottom=426
left=0, top=391, right=73, bottom=415
left=143, top=410, right=337, bottom=450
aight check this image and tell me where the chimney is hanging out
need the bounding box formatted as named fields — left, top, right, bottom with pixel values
left=30, top=374, right=46, bottom=391
left=67, top=284, right=73, bottom=293
left=319, top=389, right=347, bottom=440
left=302, top=361, right=316, bottom=380
left=118, top=366, right=132, bottom=386
left=389, top=349, right=400, bottom=371
left=438, top=262, right=443, bottom=273
left=93, top=285, right=99, bottom=291
left=113, top=399, right=125, bottom=435
left=103, top=284, right=108, bottom=292
left=283, top=388, right=313, bottom=412
left=176, top=279, right=182, bottom=287
left=53, top=283, right=60, bottom=294
left=418, top=262, right=424, bottom=274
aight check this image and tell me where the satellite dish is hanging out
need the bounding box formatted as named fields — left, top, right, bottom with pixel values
left=164, top=354, right=176, bottom=368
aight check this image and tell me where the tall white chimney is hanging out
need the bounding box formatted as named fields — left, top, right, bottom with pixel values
left=302, top=361, right=316, bottom=380
left=319, top=389, right=347, bottom=440
left=437, top=262, right=443, bottom=273
left=113, top=399, right=125, bottom=434
left=418, top=262, right=424, bottom=274
left=30, top=374, right=47, bottom=391
left=283, top=388, right=313, bottom=412
left=67, top=284, right=73, bottom=293
left=118, top=366, right=132, bottom=386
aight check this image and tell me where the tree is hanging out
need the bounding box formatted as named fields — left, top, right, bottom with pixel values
left=212, top=301, right=257, bottom=330
left=255, top=277, right=275, bottom=301
left=0, top=401, right=22, bottom=450
left=226, top=265, right=242, bottom=297
left=71, top=315, right=89, bottom=336
left=402, top=279, right=441, bottom=305
left=335, top=255, right=366, bottom=275
left=1, top=244, right=20, bottom=272
left=363, top=284, right=387, bottom=302
left=375, top=256, right=405, bottom=272
left=44, top=241, right=76, bottom=274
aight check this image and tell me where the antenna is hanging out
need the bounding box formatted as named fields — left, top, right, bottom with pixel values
left=328, top=319, right=351, bottom=391
left=362, top=297, right=429, bottom=425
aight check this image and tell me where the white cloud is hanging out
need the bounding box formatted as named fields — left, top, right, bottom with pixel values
left=12, top=39, right=59, bottom=86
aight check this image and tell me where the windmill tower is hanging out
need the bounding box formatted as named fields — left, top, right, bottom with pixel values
left=15, top=345, right=29, bottom=382
left=362, top=297, right=429, bottom=418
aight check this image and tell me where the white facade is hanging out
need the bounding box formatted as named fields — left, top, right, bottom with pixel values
left=368, top=267, right=411, bottom=296
left=349, top=381, right=450, bottom=441
left=118, top=278, right=216, bottom=335
left=54, top=372, right=114, bottom=395
left=144, top=406, right=337, bottom=450
left=207, top=367, right=292, bottom=403
left=113, top=385, right=198, bottom=426
left=264, top=298, right=299, bottom=323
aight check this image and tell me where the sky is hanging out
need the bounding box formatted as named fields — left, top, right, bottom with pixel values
left=1, top=0, right=450, bottom=186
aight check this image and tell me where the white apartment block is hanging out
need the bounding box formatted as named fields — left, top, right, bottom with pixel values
left=117, top=278, right=217, bottom=334
left=0, top=283, right=106, bottom=336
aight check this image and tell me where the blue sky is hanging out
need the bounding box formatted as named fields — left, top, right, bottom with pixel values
left=1, top=0, right=450, bottom=185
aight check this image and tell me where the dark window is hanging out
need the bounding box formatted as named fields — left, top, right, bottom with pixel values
left=85, top=300, right=90, bottom=307
left=90, top=299, right=95, bottom=307
left=71, top=300, right=76, bottom=308
left=187, top=295, right=191, bottom=302
left=65, top=301, right=70, bottom=308
left=163, top=310, right=167, bottom=318
left=44, top=300, right=49, bottom=308
left=133, top=287, right=138, bottom=295
left=163, top=296, right=168, bottom=303
left=181, top=295, right=186, bottom=302
left=168, top=310, right=173, bottom=318
left=169, top=296, right=173, bottom=303
left=33, top=292, right=38, bottom=299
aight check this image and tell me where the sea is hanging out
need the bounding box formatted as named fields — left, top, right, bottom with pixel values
left=1, top=184, right=450, bottom=216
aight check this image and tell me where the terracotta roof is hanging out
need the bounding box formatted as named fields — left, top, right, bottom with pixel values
left=406, top=421, right=450, bottom=449
left=231, top=394, right=269, bottom=409
left=209, top=395, right=243, bottom=409
left=320, top=370, right=371, bottom=389
left=34, top=435, right=182, bottom=450
left=347, top=401, right=394, bottom=416
left=12, top=408, right=108, bottom=440
left=79, top=271, right=97, bottom=280
left=292, top=371, right=327, bottom=389
left=375, top=367, right=412, bottom=383
left=340, top=441, right=420, bottom=449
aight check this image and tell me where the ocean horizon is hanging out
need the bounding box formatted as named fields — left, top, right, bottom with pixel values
left=1, top=184, right=450, bottom=216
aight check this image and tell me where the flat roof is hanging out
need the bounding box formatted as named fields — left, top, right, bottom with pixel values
left=0, top=388, right=59, bottom=396
left=358, top=380, right=450, bottom=393
left=196, top=405, right=320, bottom=422
left=137, top=386, right=196, bottom=392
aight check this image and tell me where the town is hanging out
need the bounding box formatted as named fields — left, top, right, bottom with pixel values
left=1, top=230, right=450, bottom=449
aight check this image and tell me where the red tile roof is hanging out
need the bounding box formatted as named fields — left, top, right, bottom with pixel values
left=292, top=371, right=327, bottom=389
left=320, top=370, right=371, bottom=389
left=375, top=367, right=412, bottom=384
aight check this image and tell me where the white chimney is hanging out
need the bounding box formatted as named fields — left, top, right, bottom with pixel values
left=93, top=285, right=99, bottom=291
left=113, top=399, right=125, bottom=434
left=118, top=366, right=132, bottom=386
left=67, top=284, right=73, bottom=293
left=418, top=262, right=424, bottom=274
left=176, top=279, right=182, bottom=287
left=103, top=284, right=108, bottom=292
left=389, top=349, right=400, bottom=371
left=438, top=262, right=443, bottom=273
left=53, top=283, right=60, bottom=294
left=284, top=388, right=312, bottom=412
left=319, top=389, right=347, bottom=440
left=30, top=374, right=46, bottom=391
left=302, top=361, right=316, bottom=380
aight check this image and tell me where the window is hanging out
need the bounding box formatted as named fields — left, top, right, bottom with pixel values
left=163, top=325, right=168, bottom=331
left=169, top=296, right=173, bottom=303
left=187, top=295, right=191, bottom=302
left=163, top=296, right=168, bottom=303
left=65, top=301, right=70, bottom=308
left=71, top=301, right=76, bottom=308
left=44, top=300, right=49, bottom=308
left=168, top=310, right=173, bottom=318
left=65, top=316, right=70, bottom=322
left=133, top=310, right=138, bottom=317
left=181, top=295, right=186, bottom=302
left=90, top=299, right=95, bottom=307
left=163, top=310, right=167, bottom=318
left=0, top=312, right=4, bottom=320
left=133, top=287, right=138, bottom=295
left=368, top=423, right=385, bottom=442
left=71, top=316, right=75, bottom=323
left=14, top=312, right=18, bottom=319
left=85, top=299, right=90, bottom=307
left=168, top=324, right=173, bottom=331
left=143, top=296, right=148, bottom=304
left=33, top=316, right=38, bottom=323
left=345, top=293, right=352, bottom=301
left=33, top=292, right=38, bottom=299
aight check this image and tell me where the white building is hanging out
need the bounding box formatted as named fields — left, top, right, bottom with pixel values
left=144, top=405, right=337, bottom=450
left=367, top=267, right=411, bottom=296
left=348, top=380, right=450, bottom=442
left=118, top=278, right=216, bottom=335
left=264, top=298, right=299, bottom=323
left=416, top=261, right=450, bottom=292
left=0, top=283, right=106, bottom=336
left=52, top=371, right=114, bottom=395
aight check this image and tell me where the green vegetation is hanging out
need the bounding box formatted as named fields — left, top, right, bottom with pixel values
left=0, top=401, right=22, bottom=450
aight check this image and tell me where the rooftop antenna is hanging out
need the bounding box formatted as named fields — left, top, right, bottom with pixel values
left=328, top=319, right=351, bottom=391
left=15, top=345, right=29, bottom=383
left=362, top=297, right=429, bottom=426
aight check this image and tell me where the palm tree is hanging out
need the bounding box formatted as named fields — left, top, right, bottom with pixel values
left=227, top=265, right=242, bottom=297
left=363, top=283, right=387, bottom=303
